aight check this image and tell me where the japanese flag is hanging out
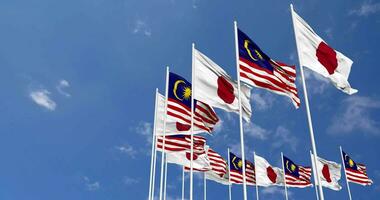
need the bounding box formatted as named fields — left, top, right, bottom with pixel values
left=291, top=8, right=357, bottom=95
left=193, top=48, right=252, bottom=122
left=311, top=154, right=342, bottom=191
left=254, top=154, right=284, bottom=186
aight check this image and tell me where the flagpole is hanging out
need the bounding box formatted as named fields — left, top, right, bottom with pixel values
left=182, top=167, right=185, bottom=200
left=148, top=88, right=159, bottom=200
left=164, top=158, right=168, bottom=200
left=152, top=136, right=158, bottom=200
left=190, top=42, right=196, bottom=200
left=253, top=152, right=259, bottom=200
left=290, top=4, right=324, bottom=200
left=204, top=172, right=207, bottom=200
left=233, top=20, right=248, bottom=200
left=280, top=152, right=289, bottom=200
left=159, top=67, right=170, bottom=200
left=227, top=148, right=232, bottom=200
left=340, top=146, right=353, bottom=200
left=310, top=150, right=320, bottom=200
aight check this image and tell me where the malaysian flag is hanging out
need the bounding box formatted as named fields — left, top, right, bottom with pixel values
left=237, top=28, right=300, bottom=108
left=229, top=152, right=255, bottom=185
left=156, top=134, right=206, bottom=155
left=166, top=72, right=219, bottom=135
left=283, top=155, right=312, bottom=188
left=342, top=150, right=373, bottom=186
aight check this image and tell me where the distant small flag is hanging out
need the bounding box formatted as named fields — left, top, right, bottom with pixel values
left=283, top=155, right=312, bottom=188
left=185, top=147, right=230, bottom=185
left=342, top=150, right=373, bottom=186
left=229, top=152, right=256, bottom=185
left=237, top=28, right=300, bottom=108
left=156, top=134, right=206, bottom=155
left=165, top=72, right=219, bottom=134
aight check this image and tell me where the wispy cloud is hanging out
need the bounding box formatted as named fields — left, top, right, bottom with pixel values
left=83, top=176, right=100, bottom=191
left=302, top=69, right=330, bottom=94
left=56, top=79, right=71, bottom=97
left=123, top=176, right=139, bottom=185
left=328, top=96, right=380, bottom=135
left=324, top=28, right=333, bottom=40
left=244, top=122, right=270, bottom=140
left=251, top=91, right=276, bottom=111
left=271, top=126, right=298, bottom=152
left=115, top=144, right=137, bottom=158
left=261, top=187, right=292, bottom=199
left=349, top=1, right=380, bottom=16
left=132, top=19, right=152, bottom=37
left=136, top=121, right=153, bottom=143
left=29, top=89, right=57, bottom=111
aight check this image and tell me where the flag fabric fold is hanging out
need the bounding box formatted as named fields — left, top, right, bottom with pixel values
left=283, top=155, right=312, bottom=188
left=342, top=150, right=373, bottom=186
left=312, top=154, right=342, bottom=191
left=193, top=48, right=252, bottom=121
left=237, top=28, right=301, bottom=108
left=255, top=154, right=284, bottom=186
left=292, top=9, right=357, bottom=95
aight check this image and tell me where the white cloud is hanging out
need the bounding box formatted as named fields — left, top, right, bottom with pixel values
left=29, top=89, right=57, bottom=111
left=123, top=176, right=139, bottom=185
left=56, top=79, right=71, bottom=97
left=328, top=96, right=380, bottom=135
left=244, top=122, right=270, bottom=140
left=213, top=119, right=223, bottom=134
left=349, top=1, right=380, bottom=16
left=302, top=69, right=330, bottom=95
left=251, top=92, right=276, bottom=111
left=136, top=121, right=153, bottom=143
left=261, top=187, right=292, bottom=199
left=83, top=176, right=100, bottom=191
left=115, top=144, right=137, bottom=158
left=271, top=126, right=298, bottom=152
left=132, top=19, right=152, bottom=37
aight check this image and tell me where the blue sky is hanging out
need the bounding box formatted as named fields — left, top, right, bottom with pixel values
left=0, top=0, right=380, bottom=199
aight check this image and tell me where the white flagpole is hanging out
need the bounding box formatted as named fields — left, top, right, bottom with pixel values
left=227, top=148, right=232, bottom=200
left=290, top=4, right=324, bottom=200
left=280, top=152, right=289, bottom=200
left=151, top=135, right=158, bottom=200
left=190, top=42, right=196, bottom=200
left=310, top=151, right=320, bottom=200
left=340, top=146, right=353, bottom=200
left=148, top=88, right=159, bottom=200
left=159, top=67, right=170, bottom=200
left=164, top=158, right=168, bottom=200
left=182, top=167, right=185, bottom=200
left=253, top=152, right=259, bottom=200
left=233, top=20, right=248, bottom=200
left=204, top=172, right=207, bottom=200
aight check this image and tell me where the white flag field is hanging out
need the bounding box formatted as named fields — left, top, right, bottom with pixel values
left=193, top=48, right=252, bottom=122
left=311, top=154, right=342, bottom=191
left=255, top=154, right=284, bottom=187
left=292, top=9, right=357, bottom=95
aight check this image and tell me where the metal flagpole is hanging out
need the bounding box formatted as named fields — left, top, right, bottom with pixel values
left=164, top=158, right=168, bottom=200
left=151, top=135, right=158, bottom=200
left=204, top=172, right=207, bottom=200
left=340, top=146, right=353, bottom=200
left=253, top=152, right=259, bottom=200
left=233, top=20, right=248, bottom=200
left=290, top=4, right=324, bottom=200
left=227, top=148, right=232, bottom=200
left=148, top=89, right=159, bottom=200
left=190, top=43, right=196, bottom=200
left=182, top=167, right=185, bottom=200
left=310, top=151, right=320, bottom=200
left=159, top=67, right=170, bottom=200
left=281, top=152, right=289, bottom=200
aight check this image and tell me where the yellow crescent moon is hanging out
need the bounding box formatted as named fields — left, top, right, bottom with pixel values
left=173, top=80, right=185, bottom=100
left=286, top=160, right=292, bottom=172
left=244, top=40, right=258, bottom=61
